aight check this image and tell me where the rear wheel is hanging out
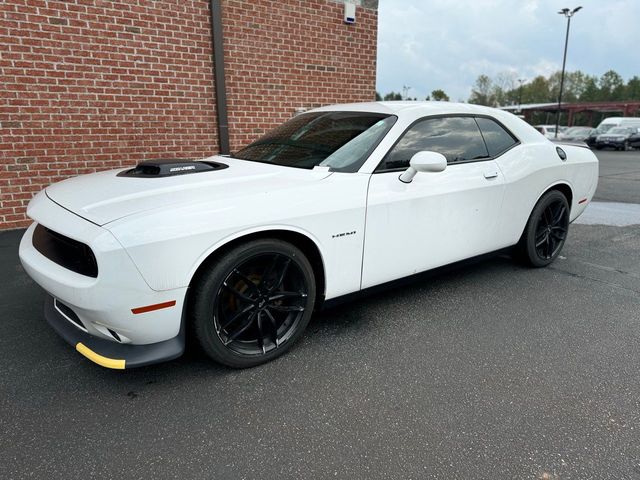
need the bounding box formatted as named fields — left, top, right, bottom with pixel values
left=517, top=190, right=570, bottom=267
left=190, top=239, right=316, bottom=368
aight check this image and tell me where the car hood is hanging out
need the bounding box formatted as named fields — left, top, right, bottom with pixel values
left=45, top=156, right=333, bottom=226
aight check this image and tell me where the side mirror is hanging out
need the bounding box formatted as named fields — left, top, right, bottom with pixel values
left=399, top=151, right=447, bottom=183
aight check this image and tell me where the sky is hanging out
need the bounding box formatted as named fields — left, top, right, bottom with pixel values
left=376, top=0, right=640, bottom=102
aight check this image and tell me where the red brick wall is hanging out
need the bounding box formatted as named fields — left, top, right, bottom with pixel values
left=222, top=0, right=378, bottom=149
left=0, top=0, right=377, bottom=230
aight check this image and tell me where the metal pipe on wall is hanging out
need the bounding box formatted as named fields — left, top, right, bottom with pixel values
left=210, top=0, right=230, bottom=155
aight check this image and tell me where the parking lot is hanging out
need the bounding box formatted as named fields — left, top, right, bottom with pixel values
left=1, top=150, right=640, bottom=479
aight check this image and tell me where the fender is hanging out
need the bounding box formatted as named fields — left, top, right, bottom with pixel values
left=185, top=224, right=328, bottom=290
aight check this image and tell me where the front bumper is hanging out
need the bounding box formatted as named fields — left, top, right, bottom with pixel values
left=45, top=295, right=184, bottom=369
left=595, top=139, right=624, bottom=148
left=19, top=191, right=189, bottom=368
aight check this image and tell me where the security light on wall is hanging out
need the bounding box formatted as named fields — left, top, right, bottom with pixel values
left=344, top=2, right=356, bottom=24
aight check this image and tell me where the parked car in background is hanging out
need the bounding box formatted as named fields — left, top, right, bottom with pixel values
left=534, top=125, right=559, bottom=138
left=588, top=117, right=640, bottom=147
left=595, top=126, right=640, bottom=150
left=628, top=129, right=640, bottom=150
left=559, top=126, right=593, bottom=142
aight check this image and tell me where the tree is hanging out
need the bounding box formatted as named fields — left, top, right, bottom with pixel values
left=599, top=70, right=625, bottom=101
left=383, top=91, right=403, bottom=101
left=523, top=75, right=552, bottom=103
left=375, top=91, right=382, bottom=101
left=492, top=71, right=518, bottom=106
left=468, top=75, right=495, bottom=106
left=579, top=75, right=599, bottom=102
left=431, top=89, right=450, bottom=101
left=626, top=76, right=640, bottom=101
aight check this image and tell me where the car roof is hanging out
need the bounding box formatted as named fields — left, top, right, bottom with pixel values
left=309, top=101, right=543, bottom=144
left=311, top=101, right=508, bottom=117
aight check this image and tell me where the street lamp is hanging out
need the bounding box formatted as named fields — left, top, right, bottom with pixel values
left=555, top=6, right=582, bottom=138
left=402, top=85, right=411, bottom=101
left=517, top=78, right=526, bottom=112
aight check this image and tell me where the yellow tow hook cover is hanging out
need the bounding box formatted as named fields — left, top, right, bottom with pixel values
left=76, top=343, right=126, bottom=370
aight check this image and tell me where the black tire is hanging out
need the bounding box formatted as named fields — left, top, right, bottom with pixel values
left=190, top=239, right=316, bottom=368
left=516, top=190, right=570, bottom=268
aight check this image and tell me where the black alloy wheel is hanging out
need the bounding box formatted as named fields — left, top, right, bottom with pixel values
left=190, top=239, right=316, bottom=368
left=517, top=190, right=570, bottom=267
left=215, top=253, right=308, bottom=355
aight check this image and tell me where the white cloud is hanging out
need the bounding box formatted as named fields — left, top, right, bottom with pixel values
left=377, top=0, right=640, bottom=101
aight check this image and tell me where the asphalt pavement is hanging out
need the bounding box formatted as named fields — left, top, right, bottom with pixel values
left=1, top=150, right=640, bottom=479
left=593, top=150, right=640, bottom=204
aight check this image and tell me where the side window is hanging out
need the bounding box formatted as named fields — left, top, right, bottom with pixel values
left=379, top=116, right=489, bottom=170
left=475, top=117, right=518, bottom=156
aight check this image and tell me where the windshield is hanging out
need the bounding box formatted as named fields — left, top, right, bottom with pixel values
left=597, top=124, right=615, bottom=133
left=609, top=127, right=632, bottom=135
left=232, top=112, right=396, bottom=172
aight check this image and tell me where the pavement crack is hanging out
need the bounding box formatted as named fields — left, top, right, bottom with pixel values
left=599, top=169, right=640, bottom=178
left=572, top=259, right=640, bottom=280
left=549, top=265, right=640, bottom=296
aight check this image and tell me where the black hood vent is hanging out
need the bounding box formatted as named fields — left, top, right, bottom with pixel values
left=117, top=159, right=228, bottom=178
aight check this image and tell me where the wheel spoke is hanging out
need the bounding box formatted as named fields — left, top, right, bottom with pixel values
left=542, top=208, right=552, bottom=227
left=545, top=235, right=552, bottom=258
left=220, top=303, right=255, bottom=330
left=269, top=291, right=307, bottom=301
left=269, top=304, right=305, bottom=313
left=232, top=268, right=260, bottom=293
left=256, top=311, right=266, bottom=354
left=224, top=311, right=257, bottom=344
left=548, top=234, right=556, bottom=255
left=271, top=258, right=291, bottom=292
left=552, top=205, right=567, bottom=226
left=264, top=308, right=280, bottom=347
left=223, top=282, right=255, bottom=303
left=260, top=254, right=281, bottom=289
left=535, top=234, right=548, bottom=248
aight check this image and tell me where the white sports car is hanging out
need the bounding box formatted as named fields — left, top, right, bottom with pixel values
left=19, top=102, right=598, bottom=369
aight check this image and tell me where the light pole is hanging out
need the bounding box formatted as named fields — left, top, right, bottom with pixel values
left=517, top=78, right=525, bottom=112
left=402, top=85, right=411, bottom=101
left=555, top=6, right=582, bottom=138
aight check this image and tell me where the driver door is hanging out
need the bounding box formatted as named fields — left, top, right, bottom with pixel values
left=361, top=116, right=506, bottom=289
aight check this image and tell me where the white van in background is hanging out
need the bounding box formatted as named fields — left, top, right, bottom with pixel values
left=595, top=117, right=640, bottom=133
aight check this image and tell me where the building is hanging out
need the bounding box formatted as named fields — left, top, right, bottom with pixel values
left=501, top=101, right=640, bottom=126
left=0, top=0, right=379, bottom=230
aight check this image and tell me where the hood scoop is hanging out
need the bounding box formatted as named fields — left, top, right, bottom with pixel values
left=117, top=159, right=228, bottom=178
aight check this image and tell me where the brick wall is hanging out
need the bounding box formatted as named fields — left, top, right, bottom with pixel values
left=222, top=0, right=378, bottom=149
left=0, top=0, right=377, bottom=230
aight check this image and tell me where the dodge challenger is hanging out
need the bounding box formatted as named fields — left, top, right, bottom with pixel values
left=19, top=102, right=599, bottom=369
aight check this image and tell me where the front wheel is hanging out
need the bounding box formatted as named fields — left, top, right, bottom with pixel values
left=190, top=239, right=316, bottom=368
left=517, top=190, right=570, bottom=267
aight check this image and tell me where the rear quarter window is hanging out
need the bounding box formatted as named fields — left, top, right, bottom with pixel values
left=475, top=117, right=518, bottom=157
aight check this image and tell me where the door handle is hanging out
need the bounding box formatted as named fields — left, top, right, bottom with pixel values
left=483, top=170, right=499, bottom=179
